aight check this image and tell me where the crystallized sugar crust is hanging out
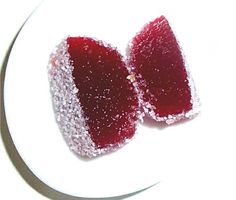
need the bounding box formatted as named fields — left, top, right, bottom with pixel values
left=48, top=38, right=139, bottom=158
left=48, top=40, right=116, bottom=157
left=48, top=39, right=98, bottom=157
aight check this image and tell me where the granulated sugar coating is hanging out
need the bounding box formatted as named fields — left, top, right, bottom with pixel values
left=128, top=16, right=200, bottom=124
left=48, top=37, right=139, bottom=158
left=48, top=16, right=200, bottom=158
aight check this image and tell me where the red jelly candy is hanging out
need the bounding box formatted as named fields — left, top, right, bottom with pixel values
left=128, top=16, right=199, bottom=124
left=48, top=37, right=139, bottom=157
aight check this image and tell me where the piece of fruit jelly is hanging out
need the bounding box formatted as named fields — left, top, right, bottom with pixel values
left=128, top=16, right=199, bottom=124
left=48, top=37, right=139, bottom=158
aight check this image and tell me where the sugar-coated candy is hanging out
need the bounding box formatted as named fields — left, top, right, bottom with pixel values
left=48, top=37, right=139, bottom=158
left=128, top=16, right=199, bottom=124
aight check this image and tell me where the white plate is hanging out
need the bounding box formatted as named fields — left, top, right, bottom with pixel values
left=4, top=0, right=236, bottom=198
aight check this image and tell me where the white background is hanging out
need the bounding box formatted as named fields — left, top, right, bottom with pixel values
left=1, top=0, right=236, bottom=200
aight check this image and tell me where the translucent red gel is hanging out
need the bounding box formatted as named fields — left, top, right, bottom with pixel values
left=67, top=37, right=139, bottom=148
left=128, top=16, right=192, bottom=118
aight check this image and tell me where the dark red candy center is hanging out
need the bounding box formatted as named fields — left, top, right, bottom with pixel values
left=67, top=37, right=138, bottom=148
left=129, top=16, right=192, bottom=117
